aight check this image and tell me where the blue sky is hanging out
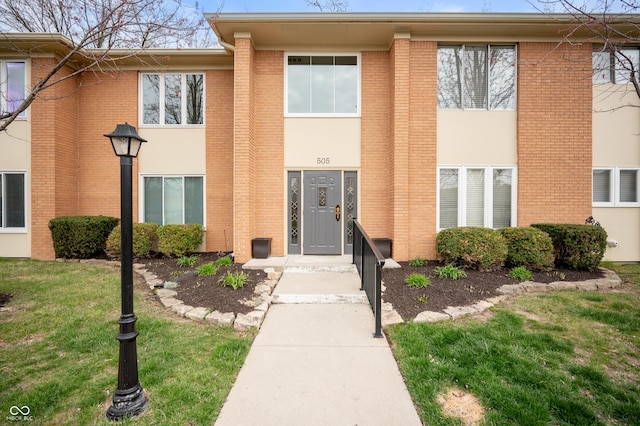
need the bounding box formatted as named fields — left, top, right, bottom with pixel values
left=204, top=0, right=540, bottom=13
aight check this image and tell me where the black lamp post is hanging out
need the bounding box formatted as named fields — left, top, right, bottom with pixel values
left=104, top=123, right=148, bottom=420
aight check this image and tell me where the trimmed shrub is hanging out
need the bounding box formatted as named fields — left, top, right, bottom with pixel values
left=49, top=216, right=119, bottom=259
left=498, top=227, right=554, bottom=271
left=106, top=223, right=159, bottom=258
left=436, top=227, right=507, bottom=270
left=532, top=223, right=607, bottom=271
left=156, top=224, right=204, bottom=258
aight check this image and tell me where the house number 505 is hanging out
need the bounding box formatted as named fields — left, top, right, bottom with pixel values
left=317, top=157, right=331, bottom=165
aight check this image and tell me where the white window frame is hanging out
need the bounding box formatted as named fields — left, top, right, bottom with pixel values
left=139, top=174, right=206, bottom=226
left=437, top=166, right=518, bottom=230
left=0, top=171, right=27, bottom=233
left=284, top=52, right=362, bottom=118
left=592, top=167, right=640, bottom=207
left=592, top=46, right=640, bottom=85
left=138, top=72, right=206, bottom=127
left=1, top=60, right=27, bottom=120
left=437, top=44, right=518, bottom=111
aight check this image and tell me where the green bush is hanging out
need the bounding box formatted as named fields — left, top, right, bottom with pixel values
left=197, top=262, right=218, bottom=277
left=532, top=223, right=607, bottom=271
left=408, top=257, right=426, bottom=267
left=498, top=227, right=555, bottom=270
left=436, top=227, right=508, bottom=270
left=49, top=216, right=119, bottom=259
left=405, top=273, right=430, bottom=288
left=434, top=264, right=467, bottom=280
left=510, top=266, right=533, bottom=281
left=156, top=224, right=204, bottom=258
left=106, top=223, right=159, bottom=258
left=218, top=271, right=251, bottom=290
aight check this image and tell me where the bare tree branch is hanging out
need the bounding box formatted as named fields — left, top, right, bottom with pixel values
left=305, top=0, right=349, bottom=12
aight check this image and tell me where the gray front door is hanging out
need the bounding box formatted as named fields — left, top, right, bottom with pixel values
left=303, top=171, right=341, bottom=255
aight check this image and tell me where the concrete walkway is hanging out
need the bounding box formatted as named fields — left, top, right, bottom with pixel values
left=214, top=256, right=421, bottom=426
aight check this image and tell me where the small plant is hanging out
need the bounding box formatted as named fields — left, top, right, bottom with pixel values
left=215, top=256, right=233, bottom=267
left=434, top=264, right=467, bottom=280
left=177, top=255, right=198, bottom=267
left=218, top=271, right=251, bottom=290
left=197, top=262, right=218, bottom=277
left=409, top=257, right=426, bottom=267
left=405, top=273, right=430, bottom=288
left=510, top=266, right=533, bottom=281
left=417, top=295, right=428, bottom=304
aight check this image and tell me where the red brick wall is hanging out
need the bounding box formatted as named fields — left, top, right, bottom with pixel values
left=361, top=51, right=392, bottom=238
left=254, top=50, right=285, bottom=256
left=206, top=70, right=235, bottom=253
left=233, top=37, right=256, bottom=263
left=30, top=58, right=81, bottom=259
left=408, top=41, right=438, bottom=259
left=518, top=42, right=592, bottom=225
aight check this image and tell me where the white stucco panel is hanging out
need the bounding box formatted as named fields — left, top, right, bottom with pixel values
left=137, top=128, right=206, bottom=174
left=593, top=86, right=640, bottom=166
left=284, top=118, right=361, bottom=168
left=594, top=207, right=640, bottom=262
left=0, top=120, right=30, bottom=170
left=437, top=110, right=517, bottom=165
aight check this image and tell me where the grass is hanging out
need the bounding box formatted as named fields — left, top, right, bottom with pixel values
left=0, top=258, right=253, bottom=425
left=388, top=262, right=640, bottom=425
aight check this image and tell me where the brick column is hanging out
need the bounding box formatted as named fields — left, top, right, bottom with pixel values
left=391, top=33, right=411, bottom=261
left=233, top=34, right=256, bottom=263
left=518, top=42, right=592, bottom=225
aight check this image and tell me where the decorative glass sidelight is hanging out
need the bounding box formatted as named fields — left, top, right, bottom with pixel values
left=344, top=172, right=358, bottom=254
left=288, top=172, right=301, bottom=254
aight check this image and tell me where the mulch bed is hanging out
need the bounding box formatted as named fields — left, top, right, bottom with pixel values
left=382, top=262, right=603, bottom=321
left=137, top=252, right=267, bottom=315
left=135, top=253, right=604, bottom=321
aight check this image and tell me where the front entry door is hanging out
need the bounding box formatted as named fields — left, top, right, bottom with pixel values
left=303, top=171, right=342, bottom=255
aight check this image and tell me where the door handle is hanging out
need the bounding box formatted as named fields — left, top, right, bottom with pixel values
left=336, top=204, right=341, bottom=221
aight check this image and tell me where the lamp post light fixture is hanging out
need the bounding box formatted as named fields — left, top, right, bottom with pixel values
left=104, top=123, right=148, bottom=420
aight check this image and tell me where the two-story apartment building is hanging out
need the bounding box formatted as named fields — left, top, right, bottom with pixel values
left=1, top=13, right=638, bottom=263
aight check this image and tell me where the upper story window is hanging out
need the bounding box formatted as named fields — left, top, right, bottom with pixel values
left=286, top=54, right=360, bottom=116
left=1, top=61, right=26, bottom=119
left=593, top=47, right=640, bottom=84
left=437, top=45, right=517, bottom=110
left=140, top=73, right=204, bottom=126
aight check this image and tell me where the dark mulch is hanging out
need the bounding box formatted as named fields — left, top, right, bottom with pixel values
left=0, top=292, right=12, bottom=308
left=137, top=252, right=266, bottom=315
left=136, top=253, right=604, bottom=321
left=383, top=261, right=604, bottom=321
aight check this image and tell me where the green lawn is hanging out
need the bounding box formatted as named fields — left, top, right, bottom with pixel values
left=0, top=259, right=252, bottom=425
left=387, top=263, right=640, bottom=426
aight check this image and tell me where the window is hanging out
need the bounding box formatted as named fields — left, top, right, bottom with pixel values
left=140, top=73, right=204, bottom=125
left=0, top=172, right=26, bottom=230
left=593, top=47, right=640, bottom=84
left=143, top=176, right=204, bottom=225
left=1, top=61, right=26, bottom=118
left=593, top=168, right=640, bottom=206
left=438, top=167, right=516, bottom=229
left=437, top=45, right=516, bottom=110
left=286, top=54, right=360, bottom=116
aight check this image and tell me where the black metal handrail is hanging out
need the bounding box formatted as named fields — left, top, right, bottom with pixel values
left=352, top=220, right=385, bottom=338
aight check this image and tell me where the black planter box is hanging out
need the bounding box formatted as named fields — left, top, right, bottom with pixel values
left=373, top=238, right=392, bottom=259
left=251, top=238, right=272, bottom=259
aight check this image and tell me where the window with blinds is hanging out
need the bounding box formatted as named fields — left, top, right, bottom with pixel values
left=437, top=45, right=516, bottom=110
left=593, top=168, right=640, bottom=206
left=438, top=166, right=515, bottom=229
left=593, top=47, right=640, bottom=84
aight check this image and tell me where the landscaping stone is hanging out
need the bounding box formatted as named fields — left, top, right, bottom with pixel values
left=156, top=288, right=178, bottom=299
left=497, top=284, right=523, bottom=295
left=382, top=309, right=404, bottom=326
left=414, top=311, right=451, bottom=323
left=172, top=304, right=195, bottom=317
left=471, top=300, right=494, bottom=312
left=520, top=282, right=549, bottom=293
left=444, top=305, right=478, bottom=319
left=235, top=310, right=266, bottom=331
left=254, top=284, right=271, bottom=295
left=576, top=281, right=598, bottom=291
left=163, top=281, right=178, bottom=289
left=548, top=281, right=578, bottom=291
left=160, top=297, right=183, bottom=308
left=205, top=311, right=235, bottom=327
left=485, top=296, right=508, bottom=305
left=186, top=307, right=209, bottom=321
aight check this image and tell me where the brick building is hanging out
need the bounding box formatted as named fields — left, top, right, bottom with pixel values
left=1, top=13, right=638, bottom=262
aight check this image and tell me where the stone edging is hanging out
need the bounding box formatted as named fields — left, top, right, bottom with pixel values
left=61, top=258, right=281, bottom=332
left=380, top=267, right=623, bottom=326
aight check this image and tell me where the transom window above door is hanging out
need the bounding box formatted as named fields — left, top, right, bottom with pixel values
left=286, top=54, right=360, bottom=116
